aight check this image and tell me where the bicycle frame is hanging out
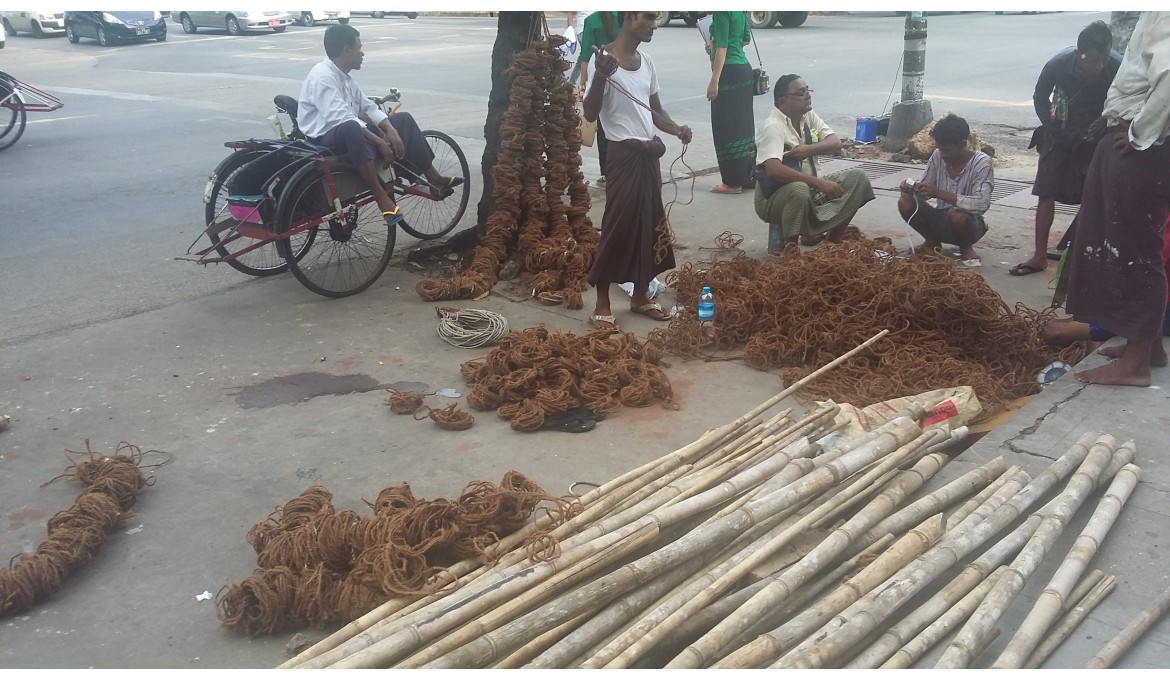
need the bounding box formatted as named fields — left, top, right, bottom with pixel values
left=0, top=72, right=64, bottom=113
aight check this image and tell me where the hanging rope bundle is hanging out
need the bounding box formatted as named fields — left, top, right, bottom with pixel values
left=460, top=325, right=675, bottom=432
left=217, top=473, right=575, bottom=636
left=386, top=388, right=425, bottom=415
left=645, top=238, right=1088, bottom=420
left=1, top=441, right=159, bottom=618
left=416, top=30, right=596, bottom=309
left=435, top=307, right=511, bottom=348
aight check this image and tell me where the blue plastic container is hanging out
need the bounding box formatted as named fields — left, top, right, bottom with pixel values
left=855, top=117, right=878, bottom=144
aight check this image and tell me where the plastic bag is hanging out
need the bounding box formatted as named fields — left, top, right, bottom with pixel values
left=558, top=25, right=578, bottom=56
left=619, top=277, right=665, bottom=299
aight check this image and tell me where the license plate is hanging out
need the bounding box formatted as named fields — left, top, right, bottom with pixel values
left=268, top=19, right=279, bottom=26
left=135, top=26, right=150, bottom=35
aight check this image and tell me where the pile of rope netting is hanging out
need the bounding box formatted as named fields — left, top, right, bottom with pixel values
left=646, top=240, right=1089, bottom=420
left=216, top=472, right=576, bottom=636
left=416, top=32, right=596, bottom=309
left=459, top=325, right=675, bottom=431
left=1, top=442, right=154, bottom=618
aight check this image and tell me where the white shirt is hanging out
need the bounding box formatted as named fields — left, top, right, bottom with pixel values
left=598, top=51, right=660, bottom=142
left=296, top=59, right=388, bottom=139
left=1103, top=11, right=1170, bottom=150
left=756, top=108, right=835, bottom=177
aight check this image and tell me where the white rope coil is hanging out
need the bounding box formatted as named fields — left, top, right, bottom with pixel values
left=435, top=307, right=510, bottom=349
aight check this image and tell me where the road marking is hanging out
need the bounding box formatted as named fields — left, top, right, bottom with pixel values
left=26, top=114, right=96, bottom=125
left=40, top=86, right=161, bottom=101
left=928, top=94, right=1032, bottom=107
left=131, top=70, right=302, bottom=85
left=232, top=53, right=311, bottom=60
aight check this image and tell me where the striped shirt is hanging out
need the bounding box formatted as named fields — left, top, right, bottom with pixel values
left=919, top=149, right=994, bottom=214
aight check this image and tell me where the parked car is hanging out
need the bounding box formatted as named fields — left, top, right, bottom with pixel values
left=0, top=10, right=66, bottom=38
left=172, top=10, right=292, bottom=35
left=64, top=11, right=167, bottom=45
left=748, top=12, right=809, bottom=29
left=1, top=21, right=5, bottom=48
left=365, top=11, right=417, bottom=19
left=292, top=10, right=349, bottom=27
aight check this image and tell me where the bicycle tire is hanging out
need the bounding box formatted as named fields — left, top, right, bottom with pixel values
left=278, top=166, right=395, bottom=298
left=206, top=149, right=313, bottom=276
left=0, top=81, right=28, bottom=152
left=395, top=130, right=471, bottom=240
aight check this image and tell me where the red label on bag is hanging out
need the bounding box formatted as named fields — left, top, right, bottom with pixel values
left=922, top=400, right=959, bottom=427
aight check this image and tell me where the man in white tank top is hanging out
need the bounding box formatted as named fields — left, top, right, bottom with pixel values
left=581, top=11, right=692, bottom=334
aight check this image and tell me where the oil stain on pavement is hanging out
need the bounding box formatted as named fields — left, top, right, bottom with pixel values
left=231, top=372, right=395, bottom=408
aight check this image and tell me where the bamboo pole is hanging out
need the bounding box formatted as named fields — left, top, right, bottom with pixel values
left=934, top=437, right=1129, bottom=668
left=1024, top=574, right=1115, bottom=668
left=420, top=417, right=921, bottom=669
left=852, top=456, right=1010, bottom=552
left=771, top=431, right=1098, bottom=669
left=718, top=515, right=944, bottom=669
left=945, top=464, right=1020, bottom=531
left=672, top=439, right=950, bottom=670
left=599, top=425, right=940, bottom=669
left=574, top=418, right=920, bottom=670
left=1063, top=569, right=1105, bottom=618
left=993, top=463, right=1141, bottom=668
left=491, top=609, right=594, bottom=669
left=845, top=438, right=1135, bottom=671
left=331, top=431, right=818, bottom=669
left=880, top=565, right=1007, bottom=668
left=1085, top=582, right=1170, bottom=668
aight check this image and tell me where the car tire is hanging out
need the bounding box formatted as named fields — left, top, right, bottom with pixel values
left=32, top=20, right=45, bottom=38
left=181, top=14, right=196, bottom=34
left=338, top=17, right=349, bottom=24
left=226, top=15, right=242, bottom=36
left=272, top=25, right=286, bottom=33
left=655, top=12, right=670, bottom=28
left=406, top=12, right=418, bottom=19
left=156, top=31, right=166, bottom=42
left=748, top=12, right=778, bottom=29
left=370, top=11, right=385, bottom=19
left=66, top=23, right=79, bottom=43
left=97, top=27, right=110, bottom=46
left=300, top=12, right=314, bottom=27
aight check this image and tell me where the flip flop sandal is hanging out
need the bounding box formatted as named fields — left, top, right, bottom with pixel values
left=1009, top=262, right=1046, bottom=276
left=631, top=302, right=671, bottom=321
left=431, top=176, right=465, bottom=199
left=960, top=258, right=983, bottom=268
left=710, top=184, right=742, bottom=194
left=539, top=415, right=597, bottom=433
left=383, top=206, right=404, bottom=227
left=590, top=314, right=620, bottom=334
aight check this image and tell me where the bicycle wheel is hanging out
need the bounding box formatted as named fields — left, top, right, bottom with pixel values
left=205, top=149, right=300, bottom=276
left=279, top=167, right=395, bottom=298
left=0, top=80, right=28, bottom=152
left=396, top=130, right=471, bottom=240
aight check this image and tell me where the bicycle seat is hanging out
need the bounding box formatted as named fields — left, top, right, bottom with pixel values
left=273, top=94, right=299, bottom=119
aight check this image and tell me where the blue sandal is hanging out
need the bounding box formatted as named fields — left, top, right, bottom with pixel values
left=432, top=176, right=465, bottom=199
left=383, top=206, right=404, bottom=227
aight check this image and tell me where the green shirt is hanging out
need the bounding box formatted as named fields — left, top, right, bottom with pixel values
left=710, top=11, right=750, bottom=66
left=577, top=11, right=620, bottom=64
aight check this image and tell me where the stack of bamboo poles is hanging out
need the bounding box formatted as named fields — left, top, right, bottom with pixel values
left=278, top=332, right=1142, bottom=669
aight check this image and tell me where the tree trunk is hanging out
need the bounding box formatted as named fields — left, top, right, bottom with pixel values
left=477, top=12, right=541, bottom=235
left=408, top=12, right=539, bottom=261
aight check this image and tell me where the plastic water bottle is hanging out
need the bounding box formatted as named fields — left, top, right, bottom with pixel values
left=698, top=286, right=715, bottom=325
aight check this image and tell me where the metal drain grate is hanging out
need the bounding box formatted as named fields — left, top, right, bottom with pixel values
left=990, top=179, right=1032, bottom=201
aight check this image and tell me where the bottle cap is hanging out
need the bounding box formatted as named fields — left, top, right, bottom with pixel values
left=702, top=286, right=711, bottom=293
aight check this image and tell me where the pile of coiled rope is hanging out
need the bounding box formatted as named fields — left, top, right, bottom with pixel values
left=435, top=307, right=510, bottom=349
left=646, top=240, right=1088, bottom=420
left=1, top=441, right=155, bottom=618
left=386, top=388, right=476, bottom=431
left=216, top=473, right=574, bottom=636
left=459, top=325, right=675, bottom=432
left=416, top=33, right=596, bottom=309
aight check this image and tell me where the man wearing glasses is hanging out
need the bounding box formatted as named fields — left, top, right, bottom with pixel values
left=753, top=74, right=875, bottom=257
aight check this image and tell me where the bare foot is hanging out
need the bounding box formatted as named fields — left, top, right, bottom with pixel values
left=1074, top=363, right=1151, bottom=387
left=1097, top=343, right=1169, bottom=367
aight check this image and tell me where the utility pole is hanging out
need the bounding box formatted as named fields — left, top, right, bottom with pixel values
left=884, top=11, right=933, bottom=151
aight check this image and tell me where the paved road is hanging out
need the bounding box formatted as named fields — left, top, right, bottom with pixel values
left=0, top=11, right=1109, bottom=346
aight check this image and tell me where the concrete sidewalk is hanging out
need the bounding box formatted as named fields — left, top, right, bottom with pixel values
left=2, top=147, right=1167, bottom=668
